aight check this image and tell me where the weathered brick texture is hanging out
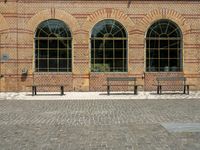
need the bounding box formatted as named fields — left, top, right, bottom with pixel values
left=0, top=0, right=200, bottom=91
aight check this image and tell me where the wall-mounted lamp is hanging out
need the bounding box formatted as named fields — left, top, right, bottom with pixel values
left=22, top=68, right=28, bottom=76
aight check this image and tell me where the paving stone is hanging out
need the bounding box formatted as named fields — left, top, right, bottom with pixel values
left=0, top=99, right=200, bottom=149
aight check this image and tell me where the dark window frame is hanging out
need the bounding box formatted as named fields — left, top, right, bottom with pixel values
left=91, top=19, right=128, bottom=72
left=35, top=19, right=72, bottom=72
left=146, top=19, right=183, bottom=72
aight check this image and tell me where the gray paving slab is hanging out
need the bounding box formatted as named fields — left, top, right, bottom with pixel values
left=162, top=123, right=200, bottom=132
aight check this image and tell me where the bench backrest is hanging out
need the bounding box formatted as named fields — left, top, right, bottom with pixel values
left=107, top=77, right=136, bottom=85
left=156, top=77, right=186, bottom=85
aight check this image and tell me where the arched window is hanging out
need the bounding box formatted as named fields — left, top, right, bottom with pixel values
left=91, top=19, right=127, bottom=72
left=146, top=20, right=182, bottom=72
left=35, top=19, right=72, bottom=72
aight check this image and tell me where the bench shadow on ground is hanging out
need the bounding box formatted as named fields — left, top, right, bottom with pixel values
left=150, top=92, right=186, bottom=95
left=26, top=93, right=65, bottom=96
left=99, top=92, right=136, bottom=96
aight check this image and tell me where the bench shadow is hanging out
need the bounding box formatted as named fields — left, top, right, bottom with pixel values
left=26, top=93, right=65, bottom=96
left=150, top=92, right=186, bottom=95
left=99, top=92, right=135, bottom=96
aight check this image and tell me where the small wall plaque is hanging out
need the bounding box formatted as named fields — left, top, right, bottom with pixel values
left=1, top=54, right=9, bottom=61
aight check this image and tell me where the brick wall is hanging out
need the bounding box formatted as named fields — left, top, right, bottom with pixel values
left=0, top=0, right=200, bottom=92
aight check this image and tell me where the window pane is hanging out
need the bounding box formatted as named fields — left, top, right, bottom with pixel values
left=39, top=59, right=47, bottom=69
left=114, top=40, right=123, bottom=48
left=59, top=40, right=68, bottom=48
left=94, top=40, right=103, bottom=49
left=68, top=59, right=72, bottom=70
left=68, top=49, right=72, bottom=58
left=169, top=40, right=180, bottom=48
left=149, top=59, right=159, bottom=71
left=105, top=40, right=113, bottom=48
left=150, top=40, right=159, bottom=48
left=105, top=49, right=113, bottom=58
left=38, top=68, right=48, bottom=72
left=59, top=59, right=67, bottom=68
left=35, top=40, right=38, bottom=48
left=114, top=59, right=123, bottom=71
left=49, top=59, right=57, bottom=68
left=35, top=49, right=39, bottom=59
left=59, top=50, right=67, bottom=58
left=95, top=49, right=103, bottom=58
left=49, top=50, right=57, bottom=58
left=35, top=59, right=39, bottom=69
left=39, top=40, right=48, bottom=48
left=38, top=50, right=47, bottom=58
left=105, top=59, right=112, bottom=72
left=115, top=50, right=123, bottom=58
left=150, top=49, right=158, bottom=58
left=49, top=40, right=58, bottom=48
left=160, top=59, right=169, bottom=70
left=170, top=50, right=178, bottom=58
left=160, top=40, right=168, bottom=49
left=160, top=49, right=168, bottom=58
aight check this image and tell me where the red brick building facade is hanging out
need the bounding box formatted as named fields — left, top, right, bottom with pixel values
left=0, top=0, right=200, bottom=92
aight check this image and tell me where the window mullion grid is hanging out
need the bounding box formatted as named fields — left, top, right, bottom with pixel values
left=121, top=40, right=123, bottom=72
left=57, top=39, right=59, bottom=72
left=168, top=38, right=170, bottom=72
left=158, top=39, right=160, bottom=72
left=123, top=39, right=125, bottom=72
left=113, top=40, right=115, bottom=72
left=148, top=40, right=150, bottom=72
left=94, top=39, right=95, bottom=72
left=67, top=40, right=69, bottom=72
left=103, top=39, right=105, bottom=72
left=37, top=39, right=39, bottom=72
left=47, top=39, right=49, bottom=72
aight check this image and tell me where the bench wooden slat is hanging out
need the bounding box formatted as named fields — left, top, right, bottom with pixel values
left=154, top=77, right=192, bottom=94
left=27, top=85, right=66, bottom=96
left=105, top=77, right=141, bottom=95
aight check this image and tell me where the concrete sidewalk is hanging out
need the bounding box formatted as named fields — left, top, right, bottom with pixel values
left=0, top=91, right=200, bottom=100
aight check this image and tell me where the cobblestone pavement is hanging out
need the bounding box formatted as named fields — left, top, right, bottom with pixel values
left=0, top=99, right=200, bottom=150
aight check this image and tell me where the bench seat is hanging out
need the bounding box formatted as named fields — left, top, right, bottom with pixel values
left=27, top=85, right=65, bottom=96
left=154, top=77, right=194, bottom=94
left=105, top=77, right=143, bottom=95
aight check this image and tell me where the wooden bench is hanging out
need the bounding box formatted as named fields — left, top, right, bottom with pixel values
left=27, top=84, right=65, bottom=96
left=105, top=77, right=142, bottom=95
left=154, top=77, right=193, bottom=94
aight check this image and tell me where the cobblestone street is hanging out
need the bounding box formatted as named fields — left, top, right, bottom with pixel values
left=0, top=99, right=200, bottom=150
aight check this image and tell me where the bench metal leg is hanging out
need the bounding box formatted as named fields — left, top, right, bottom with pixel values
left=61, top=86, right=64, bottom=95
left=157, top=85, right=159, bottom=94
left=134, top=85, right=138, bottom=95
left=157, top=85, right=161, bottom=94
left=34, top=86, right=37, bottom=95
left=107, top=85, right=110, bottom=95
left=183, top=85, right=186, bottom=94
left=32, top=86, right=35, bottom=96
left=159, top=85, right=162, bottom=94
left=187, top=85, right=189, bottom=95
